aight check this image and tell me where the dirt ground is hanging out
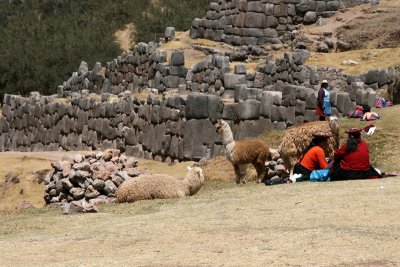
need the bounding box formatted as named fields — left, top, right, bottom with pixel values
left=0, top=176, right=399, bottom=266
left=1, top=1, right=400, bottom=265
left=336, top=0, right=400, bottom=50
left=303, top=0, right=400, bottom=74
left=0, top=107, right=400, bottom=266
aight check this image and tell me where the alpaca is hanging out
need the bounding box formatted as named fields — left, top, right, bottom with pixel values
left=279, top=116, right=340, bottom=173
left=215, top=119, right=269, bottom=184
left=116, top=166, right=204, bottom=203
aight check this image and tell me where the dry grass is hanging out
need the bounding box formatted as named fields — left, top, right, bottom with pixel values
left=306, top=48, right=400, bottom=75
left=0, top=155, right=50, bottom=210
left=51, top=98, right=71, bottom=104
left=0, top=107, right=400, bottom=266
left=302, top=0, right=400, bottom=74
left=337, top=106, right=400, bottom=173
left=1, top=174, right=400, bottom=266
left=114, top=23, right=135, bottom=51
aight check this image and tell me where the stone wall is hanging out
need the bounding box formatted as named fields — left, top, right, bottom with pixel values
left=189, top=0, right=343, bottom=47
left=3, top=41, right=397, bottom=161
left=0, top=81, right=365, bottom=162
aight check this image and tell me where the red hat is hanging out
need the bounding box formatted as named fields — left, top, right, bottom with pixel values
left=345, top=128, right=363, bottom=135
left=312, top=132, right=332, bottom=139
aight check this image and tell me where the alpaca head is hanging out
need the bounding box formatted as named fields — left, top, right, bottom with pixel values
left=215, top=119, right=230, bottom=135
left=183, top=166, right=205, bottom=196
left=215, top=119, right=234, bottom=145
left=328, top=116, right=340, bottom=149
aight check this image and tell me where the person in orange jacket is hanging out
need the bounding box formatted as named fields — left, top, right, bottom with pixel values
left=292, top=132, right=331, bottom=182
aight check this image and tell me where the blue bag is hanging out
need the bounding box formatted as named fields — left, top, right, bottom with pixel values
left=310, top=169, right=330, bottom=182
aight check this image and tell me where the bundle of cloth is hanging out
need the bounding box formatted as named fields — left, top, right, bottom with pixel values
left=376, top=97, right=392, bottom=108
left=347, top=104, right=380, bottom=121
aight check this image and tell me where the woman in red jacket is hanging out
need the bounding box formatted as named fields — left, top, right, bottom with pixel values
left=330, top=128, right=382, bottom=180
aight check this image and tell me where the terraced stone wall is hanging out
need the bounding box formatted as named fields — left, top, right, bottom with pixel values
left=190, top=0, right=343, bottom=47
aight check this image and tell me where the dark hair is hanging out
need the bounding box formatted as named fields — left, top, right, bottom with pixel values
left=345, top=134, right=361, bottom=153
left=301, top=138, right=325, bottom=158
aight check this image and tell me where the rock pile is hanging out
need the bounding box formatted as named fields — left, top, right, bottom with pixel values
left=265, top=148, right=289, bottom=181
left=44, top=149, right=143, bottom=206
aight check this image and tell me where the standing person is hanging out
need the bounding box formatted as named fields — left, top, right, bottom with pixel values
left=291, top=133, right=331, bottom=182
left=316, top=80, right=332, bottom=121
left=330, top=128, right=382, bottom=180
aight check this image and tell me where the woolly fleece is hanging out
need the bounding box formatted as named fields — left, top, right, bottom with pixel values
left=279, top=120, right=340, bottom=172
left=116, top=167, right=204, bottom=203
left=215, top=120, right=269, bottom=184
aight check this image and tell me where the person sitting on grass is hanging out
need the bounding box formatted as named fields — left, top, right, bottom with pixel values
left=291, top=132, right=331, bottom=182
left=330, top=128, right=382, bottom=181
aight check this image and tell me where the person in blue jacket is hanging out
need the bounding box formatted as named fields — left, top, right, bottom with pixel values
left=315, top=80, right=332, bottom=121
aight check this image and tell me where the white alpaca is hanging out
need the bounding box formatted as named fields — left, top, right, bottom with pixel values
left=215, top=119, right=269, bottom=184
left=116, top=166, right=204, bottom=203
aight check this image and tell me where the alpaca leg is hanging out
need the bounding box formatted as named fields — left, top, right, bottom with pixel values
left=233, top=164, right=242, bottom=184
left=254, top=162, right=267, bottom=183
left=239, top=164, right=248, bottom=184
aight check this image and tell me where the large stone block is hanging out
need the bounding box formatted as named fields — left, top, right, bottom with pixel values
left=282, top=85, right=298, bottom=107
left=266, top=16, right=279, bottom=28
left=222, top=103, right=235, bottom=120
left=378, top=69, right=388, bottom=87
left=295, top=100, right=306, bottom=115
left=183, top=119, right=216, bottom=160
left=234, top=118, right=273, bottom=140
left=326, top=0, right=340, bottom=11
left=305, top=90, right=317, bottom=109
left=304, top=11, right=317, bottom=24
left=365, top=69, right=380, bottom=85
left=243, top=88, right=264, bottom=101
left=336, top=92, right=353, bottom=114
left=234, top=99, right=261, bottom=120
left=232, top=12, right=246, bottom=27
left=170, top=51, right=185, bottom=66
left=185, top=94, right=223, bottom=122
left=274, top=4, right=288, bottom=17
left=223, top=73, right=246, bottom=89
left=292, top=49, right=310, bottom=65
left=270, top=105, right=287, bottom=122
left=244, top=12, right=267, bottom=28
left=247, top=2, right=265, bottom=13
left=315, top=1, right=326, bottom=12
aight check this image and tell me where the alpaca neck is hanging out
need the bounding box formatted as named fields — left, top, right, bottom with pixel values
left=221, top=126, right=235, bottom=160
left=183, top=176, right=203, bottom=196
left=222, top=127, right=235, bottom=147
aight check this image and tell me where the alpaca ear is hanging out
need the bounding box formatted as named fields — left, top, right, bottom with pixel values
left=187, top=166, right=192, bottom=171
left=329, top=115, right=338, bottom=122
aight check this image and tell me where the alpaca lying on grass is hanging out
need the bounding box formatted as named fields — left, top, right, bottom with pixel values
left=279, top=116, right=340, bottom=173
left=116, top=166, right=204, bottom=203
left=215, top=119, right=269, bottom=184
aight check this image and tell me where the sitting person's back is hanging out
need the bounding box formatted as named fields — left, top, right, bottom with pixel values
left=331, top=128, right=381, bottom=180
left=334, top=139, right=370, bottom=171
left=299, top=145, right=328, bottom=171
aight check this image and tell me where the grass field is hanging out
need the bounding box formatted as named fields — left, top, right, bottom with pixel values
left=0, top=106, right=399, bottom=267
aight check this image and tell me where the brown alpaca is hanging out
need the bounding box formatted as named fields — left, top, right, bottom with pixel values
left=279, top=116, right=340, bottom=173
left=215, top=119, right=269, bottom=184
